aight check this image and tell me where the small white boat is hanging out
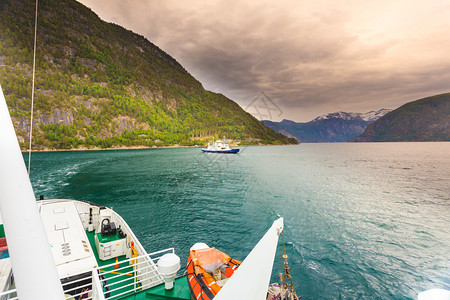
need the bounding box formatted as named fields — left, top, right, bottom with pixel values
left=202, top=139, right=239, bottom=153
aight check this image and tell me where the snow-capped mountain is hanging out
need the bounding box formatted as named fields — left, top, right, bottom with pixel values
left=313, top=109, right=392, bottom=122
left=262, top=109, right=392, bottom=142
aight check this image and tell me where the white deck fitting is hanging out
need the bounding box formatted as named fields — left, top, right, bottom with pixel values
left=418, top=289, right=450, bottom=300
left=40, top=201, right=98, bottom=278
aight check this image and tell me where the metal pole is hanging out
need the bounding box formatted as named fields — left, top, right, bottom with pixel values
left=27, top=0, right=39, bottom=175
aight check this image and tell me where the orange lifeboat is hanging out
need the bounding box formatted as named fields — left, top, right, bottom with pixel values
left=186, top=243, right=241, bottom=300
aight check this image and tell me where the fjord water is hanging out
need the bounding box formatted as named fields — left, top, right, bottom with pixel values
left=27, top=143, right=449, bottom=299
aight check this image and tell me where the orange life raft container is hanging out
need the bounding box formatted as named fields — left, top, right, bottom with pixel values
left=186, top=245, right=241, bottom=300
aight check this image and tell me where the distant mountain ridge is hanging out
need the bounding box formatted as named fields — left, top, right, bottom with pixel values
left=263, top=109, right=391, bottom=142
left=313, top=109, right=392, bottom=122
left=351, top=93, right=450, bottom=142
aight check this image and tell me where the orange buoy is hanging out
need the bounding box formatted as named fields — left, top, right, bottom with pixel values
left=114, top=257, right=119, bottom=269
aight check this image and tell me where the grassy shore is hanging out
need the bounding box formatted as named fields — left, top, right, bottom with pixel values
left=20, top=141, right=299, bottom=153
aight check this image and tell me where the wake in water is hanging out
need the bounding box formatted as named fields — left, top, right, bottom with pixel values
left=26, top=153, right=101, bottom=197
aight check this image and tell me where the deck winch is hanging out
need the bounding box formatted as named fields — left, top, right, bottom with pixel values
left=95, top=208, right=128, bottom=260
left=101, top=218, right=117, bottom=236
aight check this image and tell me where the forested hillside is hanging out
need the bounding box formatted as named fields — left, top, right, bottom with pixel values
left=0, top=0, right=297, bottom=149
left=350, top=93, right=450, bottom=142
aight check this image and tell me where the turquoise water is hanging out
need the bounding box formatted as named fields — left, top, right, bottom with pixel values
left=26, top=143, right=450, bottom=299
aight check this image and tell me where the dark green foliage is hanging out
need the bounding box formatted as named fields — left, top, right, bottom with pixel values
left=351, top=93, right=450, bottom=142
left=0, top=0, right=296, bottom=149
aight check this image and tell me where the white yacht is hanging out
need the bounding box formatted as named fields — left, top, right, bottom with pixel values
left=202, top=139, right=239, bottom=154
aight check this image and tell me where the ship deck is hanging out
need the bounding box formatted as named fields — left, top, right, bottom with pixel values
left=85, top=230, right=191, bottom=300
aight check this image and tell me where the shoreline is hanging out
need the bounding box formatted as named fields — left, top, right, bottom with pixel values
left=21, top=143, right=296, bottom=153
left=21, top=144, right=202, bottom=153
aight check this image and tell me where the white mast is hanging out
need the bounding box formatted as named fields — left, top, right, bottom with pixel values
left=215, top=218, right=284, bottom=300
left=0, top=86, right=65, bottom=299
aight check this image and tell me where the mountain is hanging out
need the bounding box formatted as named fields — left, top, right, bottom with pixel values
left=350, top=94, right=450, bottom=142
left=262, top=109, right=391, bottom=142
left=312, top=109, right=392, bottom=123
left=0, top=0, right=297, bottom=150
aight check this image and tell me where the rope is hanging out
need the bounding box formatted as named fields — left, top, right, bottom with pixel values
left=281, top=229, right=299, bottom=300
left=28, top=0, right=38, bottom=175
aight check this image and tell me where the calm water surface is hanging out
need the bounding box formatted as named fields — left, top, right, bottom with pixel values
left=26, top=143, right=450, bottom=299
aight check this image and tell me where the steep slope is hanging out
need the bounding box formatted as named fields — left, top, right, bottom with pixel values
left=0, top=0, right=296, bottom=149
left=351, top=94, right=450, bottom=142
left=263, top=109, right=391, bottom=142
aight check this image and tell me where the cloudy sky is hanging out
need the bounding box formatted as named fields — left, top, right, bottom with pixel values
left=79, top=0, right=450, bottom=122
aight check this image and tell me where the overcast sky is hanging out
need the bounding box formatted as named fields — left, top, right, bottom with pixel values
left=78, top=0, right=450, bottom=122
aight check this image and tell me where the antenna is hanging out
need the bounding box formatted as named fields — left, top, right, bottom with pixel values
left=27, top=0, right=38, bottom=175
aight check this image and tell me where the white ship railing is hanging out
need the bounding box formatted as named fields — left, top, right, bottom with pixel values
left=0, top=288, right=18, bottom=300
left=60, top=269, right=96, bottom=300
left=59, top=248, right=173, bottom=300
left=0, top=248, right=174, bottom=300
